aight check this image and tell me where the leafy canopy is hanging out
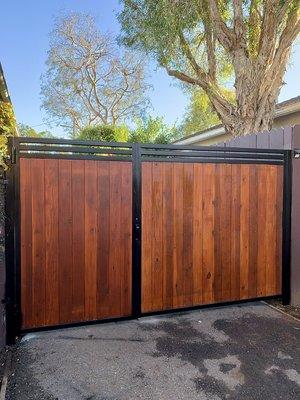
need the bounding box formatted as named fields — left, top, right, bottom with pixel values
left=119, top=1, right=300, bottom=136
left=18, top=123, right=55, bottom=138
left=0, top=101, right=17, bottom=169
left=77, top=116, right=177, bottom=144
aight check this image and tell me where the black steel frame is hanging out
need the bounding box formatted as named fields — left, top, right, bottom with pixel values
left=282, top=151, right=292, bottom=305
left=4, top=137, right=293, bottom=344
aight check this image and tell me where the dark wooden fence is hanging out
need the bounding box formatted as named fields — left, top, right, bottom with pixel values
left=4, top=137, right=292, bottom=343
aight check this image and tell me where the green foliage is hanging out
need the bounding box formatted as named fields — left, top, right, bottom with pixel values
left=179, top=90, right=220, bottom=136
left=77, top=125, right=130, bottom=142
left=18, top=123, right=55, bottom=138
left=77, top=117, right=176, bottom=144
left=119, top=1, right=300, bottom=136
left=119, top=0, right=233, bottom=82
left=0, top=101, right=17, bottom=169
left=128, top=116, right=177, bottom=144
left=0, top=101, right=17, bottom=136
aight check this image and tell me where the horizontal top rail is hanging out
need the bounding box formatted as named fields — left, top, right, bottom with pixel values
left=7, top=137, right=286, bottom=164
left=11, top=136, right=133, bottom=148
left=139, top=144, right=285, bottom=165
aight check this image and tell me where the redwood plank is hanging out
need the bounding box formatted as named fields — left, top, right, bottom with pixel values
left=71, top=161, right=85, bottom=320
left=109, top=161, right=122, bottom=316
left=182, top=163, right=194, bottom=307
left=230, top=165, right=241, bottom=301
left=151, top=162, right=164, bottom=311
left=213, top=165, right=222, bottom=302
left=265, top=166, right=278, bottom=295
left=173, top=163, right=184, bottom=308
left=192, top=163, right=203, bottom=306
left=257, top=165, right=268, bottom=297
left=275, top=167, right=283, bottom=294
left=120, top=162, right=132, bottom=315
left=58, top=160, right=73, bottom=323
left=248, top=165, right=258, bottom=298
left=84, top=160, right=98, bottom=320
left=44, top=159, right=59, bottom=326
left=240, top=165, right=250, bottom=299
left=220, top=164, right=232, bottom=301
left=31, top=159, right=46, bottom=326
left=141, top=163, right=153, bottom=312
left=97, top=162, right=111, bottom=318
left=162, top=163, right=174, bottom=309
left=202, top=164, right=215, bottom=304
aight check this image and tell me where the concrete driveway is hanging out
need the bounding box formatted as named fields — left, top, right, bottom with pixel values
left=7, top=302, right=300, bottom=400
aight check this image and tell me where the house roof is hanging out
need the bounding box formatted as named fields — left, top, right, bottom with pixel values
left=174, top=96, right=300, bottom=145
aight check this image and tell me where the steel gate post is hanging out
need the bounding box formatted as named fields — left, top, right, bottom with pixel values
left=282, top=150, right=292, bottom=305
left=132, top=143, right=142, bottom=317
left=5, top=137, right=21, bottom=344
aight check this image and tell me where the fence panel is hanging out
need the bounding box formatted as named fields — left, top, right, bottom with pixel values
left=141, top=158, right=283, bottom=313
left=19, top=157, right=132, bottom=329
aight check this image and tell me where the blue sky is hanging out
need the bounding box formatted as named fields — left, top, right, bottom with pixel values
left=1, top=0, right=300, bottom=136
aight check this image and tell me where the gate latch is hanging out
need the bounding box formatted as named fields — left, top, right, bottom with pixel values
left=294, top=150, right=300, bottom=158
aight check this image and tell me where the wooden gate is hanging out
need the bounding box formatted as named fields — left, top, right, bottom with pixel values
left=141, top=161, right=283, bottom=313
left=5, top=138, right=292, bottom=340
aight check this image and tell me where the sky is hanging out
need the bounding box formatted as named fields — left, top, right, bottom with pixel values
left=1, top=0, right=300, bottom=137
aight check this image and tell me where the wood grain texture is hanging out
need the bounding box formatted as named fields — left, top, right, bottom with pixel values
left=20, top=158, right=132, bottom=329
left=141, top=162, right=283, bottom=313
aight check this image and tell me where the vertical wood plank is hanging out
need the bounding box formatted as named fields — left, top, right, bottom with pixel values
left=162, top=163, right=174, bottom=309
left=151, top=162, right=164, bottom=311
left=84, top=160, right=98, bottom=320
left=248, top=165, right=258, bottom=298
left=97, top=162, right=111, bottom=317
left=257, top=165, right=268, bottom=297
left=58, top=160, right=73, bottom=323
left=141, top=163, right=153, bottom=312
left=173, top=163, right=184, bottom=308
left=213, top=165, right=222, bottom=302
left=265, top=166, right=278, bottom=295
left=202, top=164, right=215, bottom=304
left=240, top=165, right=250, bottom=299
left=182, top=163, right=194, bottom=307
left=31, top=159, right=46, bottom=326
left=71, top=161, right=85, bottom=320
left=109, top=161, right=122, bottom=316
left=220, top=164, right=232, bottom=301
left=120, top=162, right=132, bottom=315
left=230, top=165, right=241, bottom=301
left=44, top=159, right=59, bottom=326
left=192, top=163, right=203, bottom=306
left=275, top=166, right=283, bottom=294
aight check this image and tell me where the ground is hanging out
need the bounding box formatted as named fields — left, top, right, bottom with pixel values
left=6, top=302, right=300, bottom=400
left=266, top=298, right=300, bottom=320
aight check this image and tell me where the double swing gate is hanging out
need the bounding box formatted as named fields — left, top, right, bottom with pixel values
left=5, top=137, right=292, bottom=342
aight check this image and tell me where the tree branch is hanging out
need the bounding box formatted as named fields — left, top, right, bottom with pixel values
left=208, top=0, right=234, bottom=52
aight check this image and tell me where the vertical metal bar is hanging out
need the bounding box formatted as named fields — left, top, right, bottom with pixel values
left=282, top=150, right=292, bottom=305
left=5, top=137, right=21, bottom=344
left=132, top=143, right=142, bottom=317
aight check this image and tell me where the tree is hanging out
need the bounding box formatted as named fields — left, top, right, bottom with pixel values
left=179, top=90, right=220, bottom=136
left=0, top=101, right=17, bottom=169
left=77, top=124, right=130, bottom=142
left=128, top=115, right=177, bottom=143
left=18, top=123, right=54, bottom=138
left=41, top=12, right=149, bottom=136
left=119, top=1, right=300, bottom=137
